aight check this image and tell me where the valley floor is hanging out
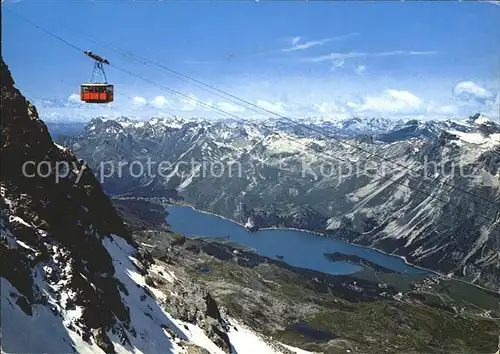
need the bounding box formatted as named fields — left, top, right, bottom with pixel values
left=114, top=198, right=500, bottom=354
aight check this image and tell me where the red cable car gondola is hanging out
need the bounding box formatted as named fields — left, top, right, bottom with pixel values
left=80, top=50, right=114, bottom=104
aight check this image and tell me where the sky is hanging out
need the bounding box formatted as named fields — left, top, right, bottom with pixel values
left=2, top=0, right=500, bottom=122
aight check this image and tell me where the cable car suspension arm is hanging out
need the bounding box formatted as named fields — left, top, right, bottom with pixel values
left=84, top=50, right=110, bottom=83
left=90, top=61, right=108, bottom=83
left=84, top=50, right=110, bottom=65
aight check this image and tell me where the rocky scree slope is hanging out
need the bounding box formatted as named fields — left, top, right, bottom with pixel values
left=0, top=59, right=288, bottom=354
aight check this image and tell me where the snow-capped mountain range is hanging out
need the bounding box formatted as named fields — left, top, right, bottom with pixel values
left=59, top=113, right=500, bottom=291
left=51, top=112, right=499, bottom=142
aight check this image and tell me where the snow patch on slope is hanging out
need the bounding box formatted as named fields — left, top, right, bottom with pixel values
left=227, top=318, right=289, bottom=354
left=102, top=235, right=201, bottom=353
left=447, top=130, right=500, bottom=148
left=279, top=342, right=318, bottom=354
left=1, top=277, right=103, bottom=354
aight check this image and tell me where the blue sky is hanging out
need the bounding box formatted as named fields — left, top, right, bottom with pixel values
left=3, top=0, right=500, bottom=121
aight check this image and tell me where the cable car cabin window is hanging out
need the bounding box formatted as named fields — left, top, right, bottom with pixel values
left=81, top=84, right=113, bottom=103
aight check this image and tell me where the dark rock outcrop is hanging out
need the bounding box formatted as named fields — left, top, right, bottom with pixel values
left=0, top=58, right=136, bottom=352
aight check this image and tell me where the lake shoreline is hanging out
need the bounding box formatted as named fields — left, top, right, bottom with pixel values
left=165, top=202, right=498, bottom=294
left=165, top=202, right=431, bottom=274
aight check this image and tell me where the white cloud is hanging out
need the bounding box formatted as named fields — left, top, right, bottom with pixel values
left=186, top=93, right=198, bottom=105
left=346, top=89, right=490, bottom=119
left=282, top=33, right=357, bottom=53
left=302, top=50, right=437, bottom=63
left=351, top=89, right=422, bottom=115
left=151, top=95, right=167, bottom=108
left=217, top=101, right=245, bottom=113
left=453, top=81, right=492, bottom=100
left=180, top=93, right=201, bottom=111
left=330, top=59, right=345, bottom=71
left=38, top=75, right=498, bottom=121
left=313, top=102, right=346, bottom=117
left=439, top=105, right=459, bottom=115
left=452, top=81, right=497, bottom=117
left=431, top=104, right=459, bottom=116
left=386, top=89, right=421, bottom=106
left=256, top=100, right=287, bottom=114
left=355, top=65, right=367, bottom=75
left=282, top=38, right=333, bottom=52
left=67, top=93, right=82, bottom=105
left=132, top=96, right=147, bottom=106
left=483, top=92, right=500, bottom=118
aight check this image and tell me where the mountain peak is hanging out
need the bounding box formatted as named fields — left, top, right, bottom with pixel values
left=115, top=116, right=133, bottom=123
left=469, top=113, right=490, bottom=125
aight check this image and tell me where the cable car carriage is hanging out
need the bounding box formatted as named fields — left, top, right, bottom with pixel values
left=80, top=83, right=113, bottom=104
left=80, top=50, right=114, bottom=104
